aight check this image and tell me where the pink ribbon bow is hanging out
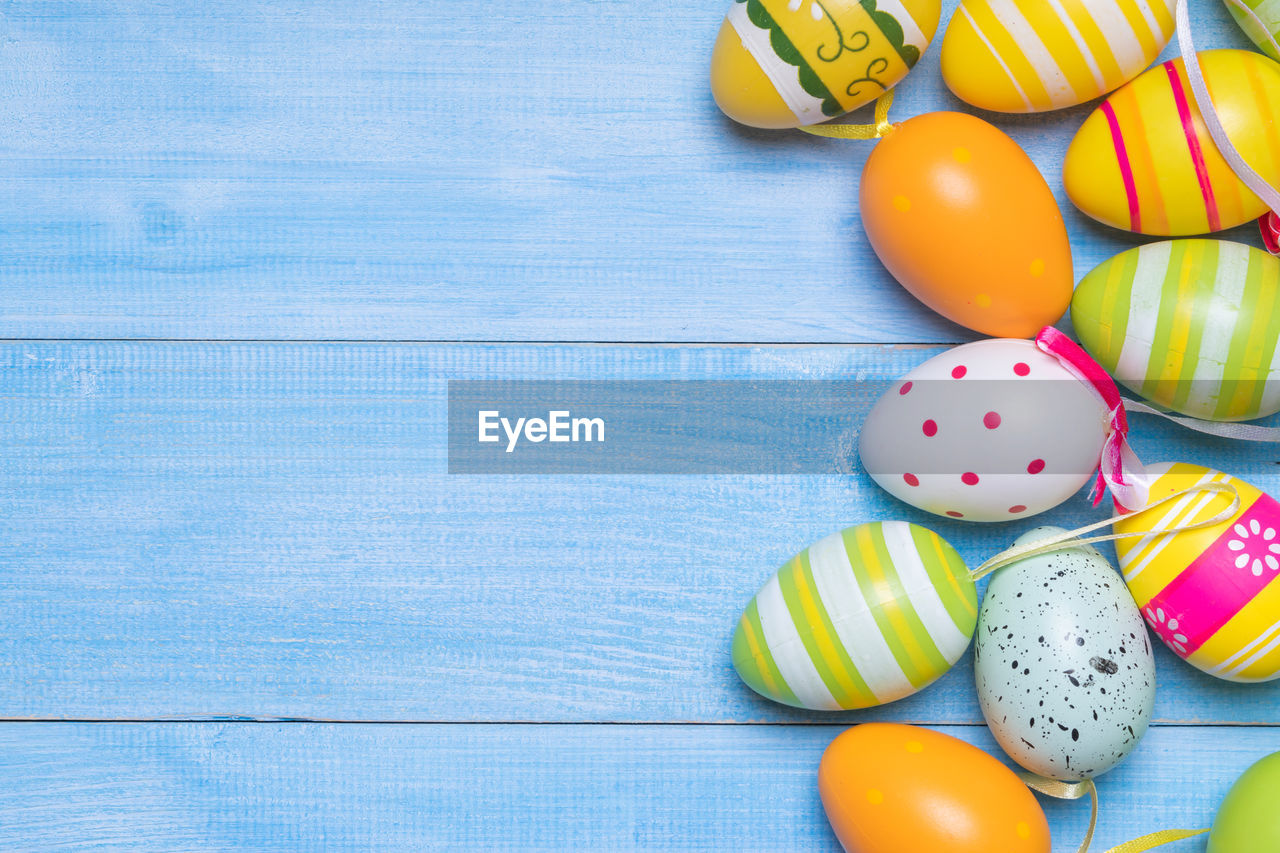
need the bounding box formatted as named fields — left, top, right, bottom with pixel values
left=1035, top=327, right=1150, bottom=513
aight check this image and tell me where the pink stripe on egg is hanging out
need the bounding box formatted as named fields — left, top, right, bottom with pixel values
left=1144, top=494, right=1280, bottom=657
left=1165, top=61, right=1222, bottom=233
left=1100, top=100, right=1142, bottom=233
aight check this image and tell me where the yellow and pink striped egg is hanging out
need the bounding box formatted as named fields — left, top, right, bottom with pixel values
left=1065, top=50, right=1280, bottom=236
left=1116, top=462, right=1280, bottom=682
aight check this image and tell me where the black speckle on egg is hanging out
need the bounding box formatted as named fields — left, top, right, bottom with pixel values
left=1091, top=657, right=1119, bottom=675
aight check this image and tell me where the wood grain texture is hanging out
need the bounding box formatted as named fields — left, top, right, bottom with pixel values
left=0, top=0, right=1259, bottom=342
left=4, top=0, right=1280, bottom=845
left=0, top=722, right=1268, bottom=851
left=2, top=341, right=1277, bottom=722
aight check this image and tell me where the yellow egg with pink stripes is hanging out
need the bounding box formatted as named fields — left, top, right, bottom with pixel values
left=710, top=0, right=941, bottom=128
left=1065, top=50, right=1280, bottom=236
left=732, top=522, right=977, bottom=710
left=1115, top=462, right=1280, bottom=683
left=940, top=0, right=1175, bottom=112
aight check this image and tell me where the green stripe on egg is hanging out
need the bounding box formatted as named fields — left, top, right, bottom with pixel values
left=732, top=598, right=800, bottom=707
left=853, top=523, right=950, bottom=688
left=909, top=522, right=979, bottom=635
left=1169, top=240, right=1217, bottom=414
left=1227, top=0, right=1280, bottom=60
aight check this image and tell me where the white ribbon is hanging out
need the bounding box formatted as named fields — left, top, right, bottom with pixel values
left=1122, top=397, right=1280, bottom=440
left=1176, top=0, right=1280, bottom=215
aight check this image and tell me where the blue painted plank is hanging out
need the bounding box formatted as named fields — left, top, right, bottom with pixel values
left=0, top=722, right=1270, bottom=851
left=2, top=341, right=1278, bottom=722
left=0, top=0, right=1261, bottom=342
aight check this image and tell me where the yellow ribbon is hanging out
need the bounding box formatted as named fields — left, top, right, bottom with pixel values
left=1103, top=828, right=1208, bottom=853
left=971, top=482, right=1240, bottom=581
left=1018, top=778, right=1206, bottom=853
left=1020, top=774, right=1098, bottom=853
left=796, top=90, right=896, bottom=140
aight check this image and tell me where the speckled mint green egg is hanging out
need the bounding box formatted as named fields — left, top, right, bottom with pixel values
left=974, top=527, right=1155, bottom=781
left=1208, top=752, right=1280, bottom=852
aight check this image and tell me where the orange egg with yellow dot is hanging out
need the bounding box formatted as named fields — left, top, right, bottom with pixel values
left=819, top=723, right=1050, bottom=853
left=859, top=111, right=1072, bottom=338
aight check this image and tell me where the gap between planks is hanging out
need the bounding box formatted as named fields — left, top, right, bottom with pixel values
left=0, top=339, right=963, bottom=347
left=0, top=719, right=1274, bottom=727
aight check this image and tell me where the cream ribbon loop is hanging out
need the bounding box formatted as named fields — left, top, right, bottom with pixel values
left=971, top=482, right=1240, bottom=581
left=1020, top=774, right=1098, bottom=853
left=1022, top=774, right=1209, bottom=852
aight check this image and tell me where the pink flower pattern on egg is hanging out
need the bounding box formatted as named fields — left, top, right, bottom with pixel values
left=1226, top=519, right=1280, bottom=577
left=859, top=339, right=1111, bottom=522
left=1144, top=605, right=1189, bottom=656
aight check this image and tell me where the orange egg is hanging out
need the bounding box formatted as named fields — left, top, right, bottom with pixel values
left=860, top=111, right=1072, bottom=338
left=819, top=723, right=1050, bottom=853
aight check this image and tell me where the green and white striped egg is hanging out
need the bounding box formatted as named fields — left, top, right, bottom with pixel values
left=1072, top=239, right=1280, bottom=422
left=1226, top=0, right=1280, bottom=60
left=732, top=522, right=978, bottom=711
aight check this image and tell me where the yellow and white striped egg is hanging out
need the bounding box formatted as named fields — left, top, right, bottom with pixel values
left=940, top=0, right=1175, bottom=112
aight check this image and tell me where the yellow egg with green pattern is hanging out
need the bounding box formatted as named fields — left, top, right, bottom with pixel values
left=733, top=522, right=977, bottom=710
left=711, top=0, right=941, bottom=129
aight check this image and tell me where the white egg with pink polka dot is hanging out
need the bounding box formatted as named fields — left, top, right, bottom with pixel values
left=859, top=339, right=1109, bottom=522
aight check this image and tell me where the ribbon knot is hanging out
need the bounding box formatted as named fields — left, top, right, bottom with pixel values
left=1034, top=327, right=1150, bottom=512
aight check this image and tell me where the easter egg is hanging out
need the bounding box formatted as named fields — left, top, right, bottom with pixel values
left=732, top=522, right=977, bottom=710
left=975, top=527, right=1155, bottom=781
left=860, top=112, right=1072, bottom=337
left=1208, top=751, right=1280, bottom=852
left=859, top=339, right=1108, bottom=522
left=1073, top=240, right=1280, bottom=422
left=710, top=0, right=941, bottom=129
left=1064, top=50, right=1280, bottom=236
left=1226, top=0, right=1280, bottom=61
left=820, top=723, right=1051, bottom=853
left=940, top=0, right=1175, bottom=113
left=1115, top=462, right=1280, bottom=682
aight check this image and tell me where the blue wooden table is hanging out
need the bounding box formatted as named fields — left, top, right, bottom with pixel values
left=2, top=1, right=1277, bottom=850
